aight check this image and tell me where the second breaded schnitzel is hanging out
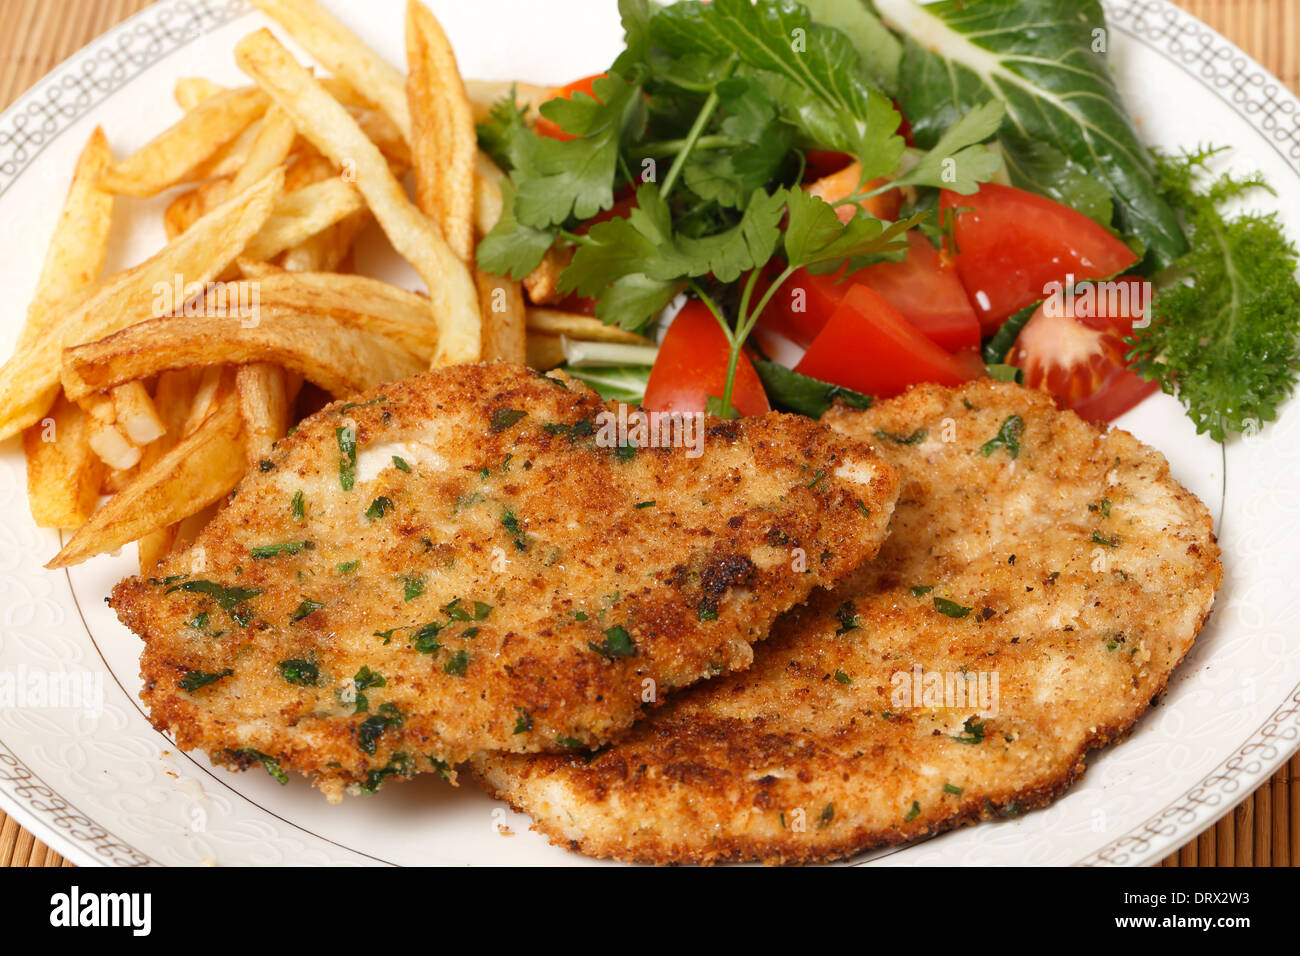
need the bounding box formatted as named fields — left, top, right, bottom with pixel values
left=110, top=364, right=899, bottom=800
left=474, top=380, right=1222, bottom=863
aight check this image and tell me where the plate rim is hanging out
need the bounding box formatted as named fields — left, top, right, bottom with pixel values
left=0, top=0, right=257, bottom=868
left=0, top=0, right=1297, bottom=867
left=1082, top=0, right=1300, bottom=866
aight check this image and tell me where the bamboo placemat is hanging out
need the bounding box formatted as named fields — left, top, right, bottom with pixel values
left=0, top=0, right=1296, bottom=869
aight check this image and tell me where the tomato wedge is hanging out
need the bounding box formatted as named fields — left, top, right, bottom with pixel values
left=1007, top=276, right=1158, bottom=423
left=855, top=233, right=981, bottom=352
left=757, top=264, right=846, bottom=347
left=795, top=285, right=983, bottom=399
left=805, top=161, right=902, bottom=224
left=803, top=150, right=854, bottom=181
left=940, top=184, right=1138, bottom=334
left=759, top=234, right=981, bottom=353
left=534, top=74, right=606, bottom=141
left=644, top=301, right=771, bottom=417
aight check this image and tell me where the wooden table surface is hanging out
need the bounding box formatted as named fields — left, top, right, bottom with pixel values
left=1, top=0, right=1297, bottom=869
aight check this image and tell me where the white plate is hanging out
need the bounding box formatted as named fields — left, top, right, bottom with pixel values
left=0, top=0, right=1297, bottom=867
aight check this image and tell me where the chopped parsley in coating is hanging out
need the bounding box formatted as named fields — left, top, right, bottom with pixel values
left=179, top=668, right=232, bottom=692
left=336, top=426, right=357, bottom=490
left=278, top=659, right=320, bottom=685
left=588, top=624, right=637, bottom=659
left=290, top=599, right=324, bottom=623
left=980, top=415, right=1025, bottom=460
left=874, top=428, right=927, bottom=445
left=933, top=597, right=972, bottom=619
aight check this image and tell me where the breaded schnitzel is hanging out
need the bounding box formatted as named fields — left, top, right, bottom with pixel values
left=473, top=379, right=1222, bottom=863
left=111, top=363, right=899, bottom=800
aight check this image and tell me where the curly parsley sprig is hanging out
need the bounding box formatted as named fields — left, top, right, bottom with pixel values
left=1127, top=147, right=1300, bottom=441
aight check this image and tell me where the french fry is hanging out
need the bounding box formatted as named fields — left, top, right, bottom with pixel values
left=526, top=308, right=655, bottom=346
left=99, top=88, right=269, bottom=197
left=18, top=128, right=114, bottom=351
left=476, top=270, right=526, bottom=364
left=279, top=153, right=368, bottom=272
left=102, top=465, right=136, bottom=496
left=163, top=178, right=230, bottom=240
left=135, top=368, right=202, bottom=571
left=173, top=78, right=411, bottom=167
left=250, top=271, right=442, bottom=358
left=48, top=381, right=248, bottom=569
left=248, top=0, right=412, bottom=140
left=17, top=129, right=115, bottom=529
left=173, top=503, right=221, bottom=555
left=182, top=366, right=226, bottom=436
left=349, top=105, right=412, bottom=169
left=179, top=76, right=369, bottom=110
left=471, top=154, right=525, bottom=362
left=169, top=149, right=348, bottom=245
left=22, top=394, right=105, bottom=529
left=148, top=370, right=202, bottom=453
left=523, top=246, right=573, bottom=306
left=235, top=29, right=480, bottom=364
left=236, top=256, right=288, bottom=279
left=319, top=76, right=373, bottom=110
left=174, top=76, right=227, bottom=110
left=112, top=381, right=167, bottom=446
left=0, top=168, right=283, bottom=441
left=236, top=362, right=296, bottom=465
left=79, top=392, right=116, bottom=425
left=85, top=417, right=141, bottom=472
left=406, top=0, right=475, bottom=264
left=229, top=104, right=297, bottom=194
left=474, top=152, right=507, bottom=235
left=67, top=271, right=439, bottom=374
left=283, top=151, right=336, bottom=191
left=242, top=178, right=365, bottom=260
left=525, top=333, right=567, bottom=371
left=137, top=525, right=178, bottom=572
left=281, top=209, right=367, bottom=272
left=184, top=114, right=268, bottom=183
left=61, top=307, right=425, bottom=402
left=141, top=500, right=221, bottom=571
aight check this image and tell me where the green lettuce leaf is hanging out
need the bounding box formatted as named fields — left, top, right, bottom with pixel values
left=651, top=0, right=905, bottom=177
left=878, top=0, right=1186, bottom=269
left=799, top=0, right=902, bottom=96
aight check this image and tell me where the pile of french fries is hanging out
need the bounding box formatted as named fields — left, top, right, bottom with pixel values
left=0, top=0, right=652, bottom=573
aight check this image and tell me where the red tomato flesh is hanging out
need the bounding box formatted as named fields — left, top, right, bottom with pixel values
left=759, top=234, right=981, bottom=354
left=940, top=184, right=1138, bottom=334
left=643, top=301, right=771, bottom=417
left=802, top=150, right=854, bottom=181
left=757, top=264, right=847, bottom=347
left=854, top=233, right=981, bottom=353
left=1008, top=275, right=1158, bottom=423
left=795, top=285, right=983, bottom=398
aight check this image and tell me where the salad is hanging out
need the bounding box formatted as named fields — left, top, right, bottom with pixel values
left=477, top=0, right=1300, bottom=441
